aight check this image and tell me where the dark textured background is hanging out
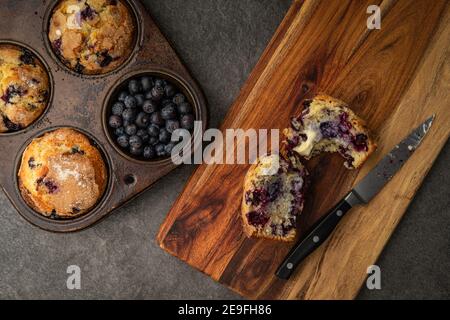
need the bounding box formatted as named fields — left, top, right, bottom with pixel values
left=0, top=0, right=448, bottom=299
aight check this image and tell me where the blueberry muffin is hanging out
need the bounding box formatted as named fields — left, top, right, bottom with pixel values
left=48, top=0, right=135, bottom=75
left=0, top=45, right=50, bottom=133
left=18, top=128, right=108, bottom=218
left=282, top=95, right=377, bottom=169
left=242, top=154, right=308, bottom=242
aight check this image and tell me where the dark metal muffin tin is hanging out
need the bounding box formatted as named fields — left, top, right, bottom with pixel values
left=0, top=0, right=207, bottom=232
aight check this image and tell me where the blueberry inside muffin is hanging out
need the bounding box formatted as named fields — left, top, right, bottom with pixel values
left=0, top=45, right=50, bottom=133
left=18, top=128, right=108, bottom=218
left=282, top=95, right=377, bottom=169
left=48, top=0, right=135, bottom=75
left=242, top=154, right=308, bottom=241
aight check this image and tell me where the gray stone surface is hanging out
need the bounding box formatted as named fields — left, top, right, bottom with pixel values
left=0, top=0, right=448, bottom=300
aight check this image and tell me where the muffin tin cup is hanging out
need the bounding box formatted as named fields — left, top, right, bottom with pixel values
left=13, top=126, right=114, bottom=232
left=42, top=0, right=142, bottom=78
left=102, top=67, right=206, bottom=165
left=0, top=0, right=208, bottom=232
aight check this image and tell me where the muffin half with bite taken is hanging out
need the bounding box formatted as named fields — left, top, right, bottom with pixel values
left=18, top=128, right=108, bottom=218
left=282, top=94, right=377, bottom=169
left=48, top=0, right=135, bottom=75
left=0, top=44, right=50, bottom=133
left=242, top=154, right=308, bottom=242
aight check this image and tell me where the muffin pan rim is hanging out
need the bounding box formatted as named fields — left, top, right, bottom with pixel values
left=102, top=67, right=207, bottom=165
left=42, top=0, right=143, bottom=78
left=12, top=125, right=114, bottom=230
left=0, top=40, right=55, bottom=137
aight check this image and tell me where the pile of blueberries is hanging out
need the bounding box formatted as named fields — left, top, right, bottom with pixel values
left=108, top=75, right=195, bottom=159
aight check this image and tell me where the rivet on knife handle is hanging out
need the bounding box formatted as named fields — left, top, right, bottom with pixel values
left=275, top=191, right=360, bottom=280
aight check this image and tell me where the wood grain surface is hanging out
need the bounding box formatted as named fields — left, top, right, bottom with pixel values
left=157, top=0, right=449, bottom=299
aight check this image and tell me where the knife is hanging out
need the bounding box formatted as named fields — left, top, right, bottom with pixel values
left=276, top=115, right=435, bottom=280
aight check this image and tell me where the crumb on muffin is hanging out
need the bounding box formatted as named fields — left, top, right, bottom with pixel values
left=48, top=0, right=135, bottom=75
left=18, top=128, right=108, bottom=218
left=0, top=44, right=50, bottom=133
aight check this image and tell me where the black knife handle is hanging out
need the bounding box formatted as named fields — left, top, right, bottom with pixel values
left=275, top=191, right=360, bottom=280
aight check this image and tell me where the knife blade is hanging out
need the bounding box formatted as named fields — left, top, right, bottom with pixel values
left=275, top=115, right=435, bottom=280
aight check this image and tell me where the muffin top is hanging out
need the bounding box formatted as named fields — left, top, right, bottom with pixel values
left=48, top=0, right=135, bottom=75
left=18, top=128, right=108, bottom=218
left=0, top=45, right=50, bottom=133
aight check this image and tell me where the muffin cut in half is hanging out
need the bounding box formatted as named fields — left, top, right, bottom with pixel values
left=18, top=128, right=108, bottom=218
left=282, top=95, right=376, bottom=169
left=242, top=154, right=308, bottom=241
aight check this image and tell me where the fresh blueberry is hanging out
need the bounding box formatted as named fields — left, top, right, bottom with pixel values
left=129, top=135, right=143, bottom=149
left=154, top=79, right=165, bottom=88
left=122, top=120, right=131, bottom=128
left=144, top=91, right=153, bottom=100
left=135, top=112, right=151, bottom=128
left=147, top=124, right=159, bottom=137
left=141, top=76, right=153, bottom=92
left=165, top=142, right=176, bottom=155
left=122, top=108, right=137, bottom=122
left=129, top=145, right=143, bottom=156
left=151, top=86, right=164, bottom=101
left=143, top=145, right=156, bottom=159
left=150, top=112, right=165, bottom=126
left=148, top=136, right=158, bottom=145
left=124, top=95, right=137, bottom=109
left=172, top=93, right=186, bottom=105
left=112, top=102, right=125, bottom=116
left=128, top=79, right=141, bottom=94
left=117, top=135, right=129, bottom=148
left=164, top=84, right=176, bottom=97
left=177, top=102, right=192, bottom=115
left=159, top=129, right=171, bottom=144
left=125, top=124, right=137, bottom=136
left=136, top=129, right=149, bottom=143
left=109, top=115, right=122, bottom=129
left=160, top=99, right=172, bottom=107
left=135, top=94, right=145, bottom=107
left=118, top=91, right=128, bottom=102
left=155, top=143, right=166, bottom=157
left=166, top=119, right=180, bottom=133
left=161, top=104, right=177, bottom=120
left=115, top=127, right=125, bottom=136
left=180, top=114, right=194, bottom=130
left=142, top=100, right=158, bottom=114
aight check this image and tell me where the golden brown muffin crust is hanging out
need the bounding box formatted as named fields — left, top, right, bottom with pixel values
left=0, top=44, right=50, bottom=133
left=18, top=128, right=108, bottom=218
left=48, top=0, right=135, bottom=75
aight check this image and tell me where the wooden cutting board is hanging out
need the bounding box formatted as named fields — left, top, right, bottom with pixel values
left=157, top=0, right=450, bottom=299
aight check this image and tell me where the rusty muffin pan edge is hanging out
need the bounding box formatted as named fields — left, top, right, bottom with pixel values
left=0, top=0, right=208, bottom=232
